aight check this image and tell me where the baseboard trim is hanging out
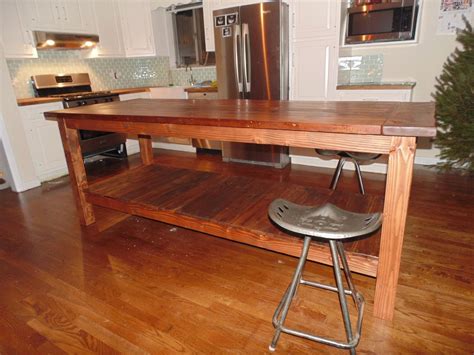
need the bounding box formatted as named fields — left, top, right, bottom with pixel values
left=290, top=155, right=388, bottom=174
left=152, top=142, right=196, bottom=153
left=290, top=154, right=442, bottom=174
left=13, top=178, right=41, bottom=192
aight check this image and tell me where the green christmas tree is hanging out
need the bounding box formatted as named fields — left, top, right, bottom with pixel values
left=433, top=19, right=474, bottom=173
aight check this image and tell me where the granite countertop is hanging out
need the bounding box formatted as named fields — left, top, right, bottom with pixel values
left=17, top=87, right=152, bottom=106
left=337, top=82, right=416, bottom=90
left=17, top=86, right=218, bottom=106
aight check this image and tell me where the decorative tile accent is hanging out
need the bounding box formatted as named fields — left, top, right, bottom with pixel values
left=338, top=54, right=384, bottom=84
left=170, top=66, right=217, bottom=86
left=6, top=50, right=170, bottom=98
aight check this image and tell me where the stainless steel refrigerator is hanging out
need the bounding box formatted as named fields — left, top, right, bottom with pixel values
left=214, top=0, right=290, bottom=168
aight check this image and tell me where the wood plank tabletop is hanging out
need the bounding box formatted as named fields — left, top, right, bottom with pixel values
left=86, top=163, right=384, bottom=276
left=44, top=99, right=436, bottom=137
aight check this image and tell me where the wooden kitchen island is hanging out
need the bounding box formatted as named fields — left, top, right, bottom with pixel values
left=45, top=99, right=436, bottom=321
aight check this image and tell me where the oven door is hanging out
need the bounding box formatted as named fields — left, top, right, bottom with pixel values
left=346, top=1, right=417, bottom=44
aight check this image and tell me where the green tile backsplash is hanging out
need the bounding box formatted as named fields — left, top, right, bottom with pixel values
left=6, top=50, right=217, bottom=98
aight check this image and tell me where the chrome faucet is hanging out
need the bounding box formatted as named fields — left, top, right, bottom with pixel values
left=186, top=65, right=196, bottom=86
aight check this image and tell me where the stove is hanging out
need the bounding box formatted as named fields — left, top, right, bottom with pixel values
left=32, top=73, right=126, bottom=158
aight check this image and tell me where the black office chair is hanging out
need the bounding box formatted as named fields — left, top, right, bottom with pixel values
left=316, top=149, right=381, bottom=195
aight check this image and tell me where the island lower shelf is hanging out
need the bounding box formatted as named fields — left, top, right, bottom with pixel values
left=85, top=163, right=383, bottom=277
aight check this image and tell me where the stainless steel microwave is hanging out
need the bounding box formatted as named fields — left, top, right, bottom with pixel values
left=345, top=0, right=419, bottom=45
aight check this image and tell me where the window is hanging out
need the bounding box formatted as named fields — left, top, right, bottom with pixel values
left=171, top=7, right=215, bottom=67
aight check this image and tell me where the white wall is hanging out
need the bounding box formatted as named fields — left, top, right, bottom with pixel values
left=0, top=42, right=40, bottom=192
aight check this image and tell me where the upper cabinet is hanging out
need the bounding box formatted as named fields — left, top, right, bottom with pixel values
left=203, top=0, right=220, bottom=52
left=1, top=1, right=37, bottom=58
left=118, top=0, right=156, bottom=57
left=291, top=0, right=338, bottom=40
left=21, top=0, right=96, bottom=34
left=289, top=0, right=341, bottom=101
left=3, top=0, right=156, bottom=58
left=93, top=0, right=125, bottom=57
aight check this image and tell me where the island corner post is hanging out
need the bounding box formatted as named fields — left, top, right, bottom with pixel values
left=48, top=99, right=435, bottom=322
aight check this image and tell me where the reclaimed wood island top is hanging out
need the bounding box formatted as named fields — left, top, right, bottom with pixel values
left=45, top=98, right=436, bottom=137
left=45, top=98, right=436, bottom=322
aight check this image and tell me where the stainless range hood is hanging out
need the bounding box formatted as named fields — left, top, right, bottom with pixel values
left=33, top=31, right=99, bottom=50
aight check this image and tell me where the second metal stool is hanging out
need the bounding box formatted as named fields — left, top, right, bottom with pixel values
left=268, top=199, right=382, bottom=354
left=315, top=149, right=381, bottom=195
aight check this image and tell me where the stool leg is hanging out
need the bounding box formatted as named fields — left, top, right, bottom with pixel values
left=270, top=236, right=311, bottom=352
left=336, top=241, right=357, bottom=304
left=329, top=240, right=356, bottom=355
left=352, top=159, right=365, bottom=195
left=330, top=157, right=346, bottom=190
left=337, top=241, right=365, bottom=345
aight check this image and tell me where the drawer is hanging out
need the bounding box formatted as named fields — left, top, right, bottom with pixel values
left=188, top=92, right=218, bottom=100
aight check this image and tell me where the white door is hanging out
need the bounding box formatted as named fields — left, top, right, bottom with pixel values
left=94, top=0, right=125, bottom=57
left=291, top=38, right=336, bottom=101
left=119, top=0, right=155, bottom=57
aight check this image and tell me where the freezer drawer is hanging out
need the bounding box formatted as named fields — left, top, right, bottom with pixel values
left=222, top=143, right=290, bottom=168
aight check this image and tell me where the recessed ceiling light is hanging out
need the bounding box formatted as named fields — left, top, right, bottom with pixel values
left=45, top=39, right=55, bottom=46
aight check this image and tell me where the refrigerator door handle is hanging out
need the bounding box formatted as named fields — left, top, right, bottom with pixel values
left=233, top=25, right=243, bottom=93
left=242, top=23, right=251, bottom=93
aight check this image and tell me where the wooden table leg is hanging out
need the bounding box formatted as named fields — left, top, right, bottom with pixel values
left=138, top=134, right=153, bottom=165
left=374, top=136, right=416, bottom=321
left=58, top=118, right=96, bottom=226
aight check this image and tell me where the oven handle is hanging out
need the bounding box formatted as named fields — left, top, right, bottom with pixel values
left=348, top=1, right=415, bottom=14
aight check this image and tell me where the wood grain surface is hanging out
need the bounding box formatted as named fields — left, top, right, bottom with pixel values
left=0, top=150, right=472, bottom=353
left=85, top=164, right=383, bottom=277
left=44, top=99, right=436, bottom=137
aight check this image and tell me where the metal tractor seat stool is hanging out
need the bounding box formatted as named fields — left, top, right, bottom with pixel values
left=315, top=149, right=381, bottom=195
left=268, top=199, right=382, bottom=354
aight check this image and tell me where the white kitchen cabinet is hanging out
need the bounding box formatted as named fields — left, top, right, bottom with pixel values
left=20, top=102, right=68, bottom=182
left=118, top=0, right=156, bottom=57
left=93, top=0, right=125, bottom=57
left=289, top=0, right=342, bottom=101
left=21, top=0, right=96, bottom=34
left=337, top=89, right=413, bottom=102
left=203, top=0, right=220, bottom=52
left=291, top=38, right=338, bottom=101
left=291, top=0, right=338, bottom=40
left=0, top=1, right=37, bottom=58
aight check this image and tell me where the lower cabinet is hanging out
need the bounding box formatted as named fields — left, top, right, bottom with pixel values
left=336, top=89, right=413, bottom=102
left=20, top=102, right=68, bottom=182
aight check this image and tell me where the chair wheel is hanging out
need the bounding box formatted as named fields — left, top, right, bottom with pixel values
left=268, top=345, right=276, bottom=352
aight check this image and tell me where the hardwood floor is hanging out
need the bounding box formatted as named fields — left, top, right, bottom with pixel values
left=0, top=150, right=472, bottom=354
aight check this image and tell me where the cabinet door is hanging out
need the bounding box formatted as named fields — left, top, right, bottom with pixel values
left=1, top=1, right=37, bottom=58
left=118, top=0, right=155, bottom=57
left=291, top=38, right=337, bottom=101
left=22, top=0, right=62, bottom=31
left=291, top=0, right=338, bottom=39
left=203, top=0, right=221, bottom=52
left=59, top=0, right=96, bottom=33
left=94, top=0, right=124, bottom=57
left=20, top=104, right=67, bottom=181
